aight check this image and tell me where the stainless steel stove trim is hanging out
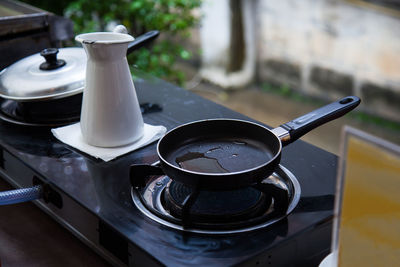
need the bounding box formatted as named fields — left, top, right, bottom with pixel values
left=131, top=165, right=301, bottom=235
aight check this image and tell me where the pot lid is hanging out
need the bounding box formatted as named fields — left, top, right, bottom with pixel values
left=0, top=47, right=86, bottom=101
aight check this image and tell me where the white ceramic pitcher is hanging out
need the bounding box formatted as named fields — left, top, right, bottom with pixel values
left=75, top=31, right=144, bottom=147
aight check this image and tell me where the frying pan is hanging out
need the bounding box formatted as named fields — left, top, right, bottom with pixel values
left=131, top=96, right=360, bottom=190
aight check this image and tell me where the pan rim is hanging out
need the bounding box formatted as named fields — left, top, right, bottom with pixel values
left=156, top=118, right=282, bottom=176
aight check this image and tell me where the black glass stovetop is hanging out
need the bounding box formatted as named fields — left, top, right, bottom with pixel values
left=0, top=71, right=337, bottom=266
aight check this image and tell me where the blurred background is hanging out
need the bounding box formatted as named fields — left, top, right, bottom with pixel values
left=2, top=0, right=400, bottom=154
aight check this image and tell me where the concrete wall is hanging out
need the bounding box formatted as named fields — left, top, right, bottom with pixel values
left=257, top=0, right=400, bottom=122
left=199, top=0, right=400, bottom=122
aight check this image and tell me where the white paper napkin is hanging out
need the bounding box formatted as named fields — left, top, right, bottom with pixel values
left=51, top=122, right=167, bottom=162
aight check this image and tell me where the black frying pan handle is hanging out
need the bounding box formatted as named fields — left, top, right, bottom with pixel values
left=276, top=96, right=361, bottom=145
left=127, top=30, right=159, bottom=55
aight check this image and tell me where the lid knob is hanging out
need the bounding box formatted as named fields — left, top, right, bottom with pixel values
left=39, top=48, right=66, bottom=70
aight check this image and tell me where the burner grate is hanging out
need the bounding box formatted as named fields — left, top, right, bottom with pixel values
left=130, top=164, right=301, bottom=234
left=164, top=181, right=272, bottom=223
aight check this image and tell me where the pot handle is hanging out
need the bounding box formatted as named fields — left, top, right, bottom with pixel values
left=127, top=30, right=159, bottom=55
left=272, top=96, right=361, bottom=145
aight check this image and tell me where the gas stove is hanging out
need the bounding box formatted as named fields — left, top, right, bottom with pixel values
left=0, top=71, right=337, bottom=266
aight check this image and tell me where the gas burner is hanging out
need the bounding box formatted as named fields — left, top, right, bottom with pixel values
left=131, top=165, right=301, bottom=234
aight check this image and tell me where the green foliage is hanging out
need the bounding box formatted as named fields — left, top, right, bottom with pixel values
left=21, top=0, right=201, bottom=85
left=65, top=0, right=201, bottom=85
left=262, top=83, right=297, bottom=98
left=350, top=112, right=400, bottom=132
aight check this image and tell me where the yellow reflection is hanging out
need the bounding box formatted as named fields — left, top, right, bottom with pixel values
left=338, top=136, right=400, bottom=266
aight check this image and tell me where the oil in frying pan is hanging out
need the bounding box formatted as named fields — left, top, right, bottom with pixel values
left=170, top=138, right=273, bottom=173
left=175, top=141, right=252, bottom=173
left=175, top=151, right=229, bottom=173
